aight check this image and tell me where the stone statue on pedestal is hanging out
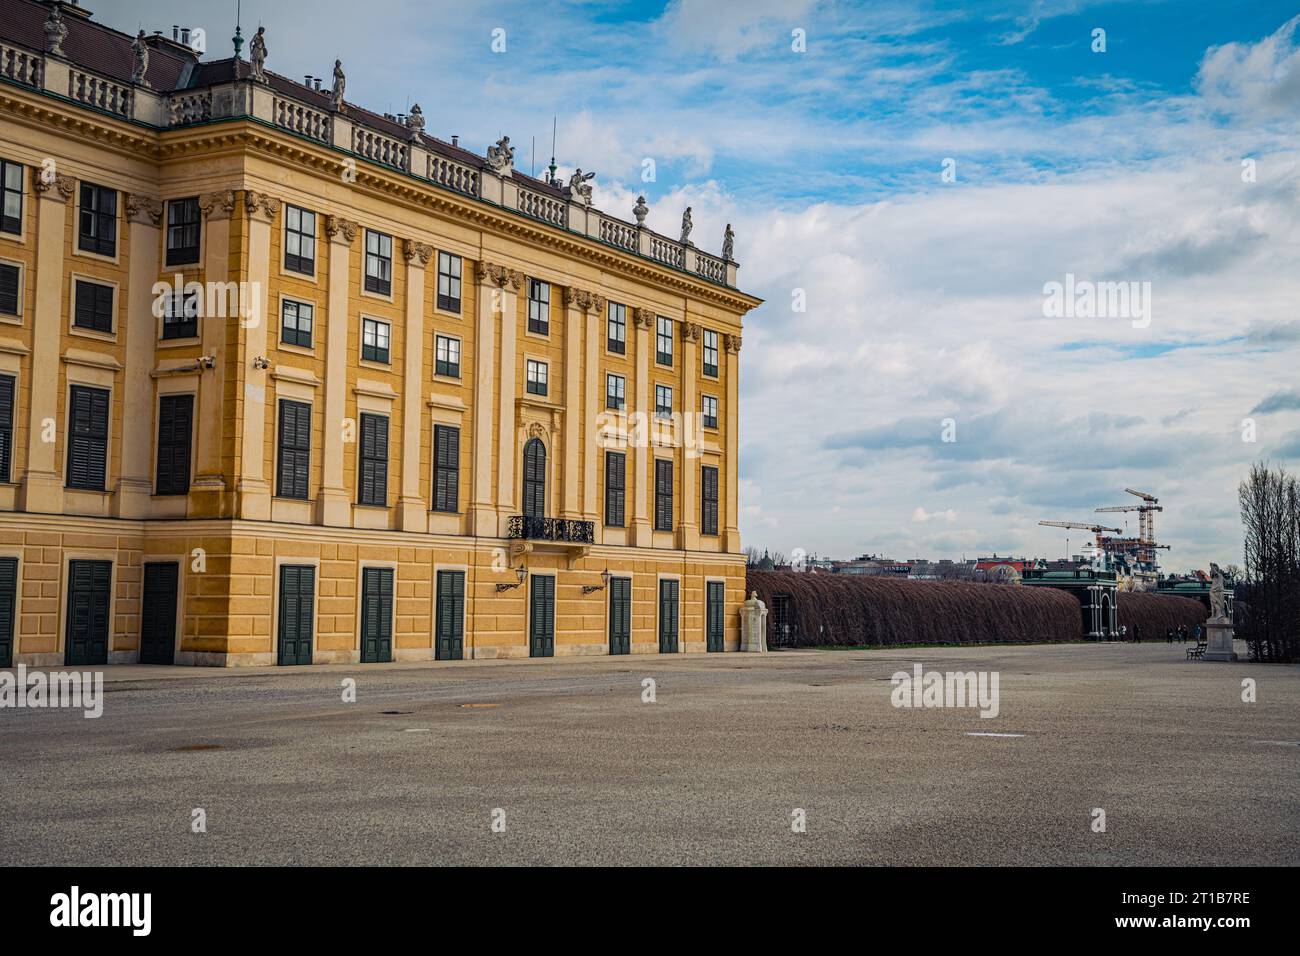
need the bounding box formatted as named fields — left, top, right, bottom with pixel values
left=131, top=30, right=151, bottom=87
left=330, top=59, right=347, bottom=113
left=249, top=27, right=268, bottom=83
left=1202, top=562, right=1238, bottom=661
left=679, top=206, right=693, bottom=245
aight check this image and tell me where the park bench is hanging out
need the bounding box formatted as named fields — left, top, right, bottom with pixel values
left=1186, top=640, right=1207, bottom=660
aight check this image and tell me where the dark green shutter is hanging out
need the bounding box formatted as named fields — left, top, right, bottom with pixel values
left=0, top=262, right=18, bottom=315
left=529, top=574, right=555, bottom=657
left=608, top=576, right=631, bottom=655
left=605, top=451, right=625, bottom=527
left=277, top=565, right=315, bottom=665
left=360, top=567, right=393, bottom=662
left=435, top=569, right=465, bottom=660
left=277, top=399, right=311, bottom=499
left=655, top=459, right=673, bottom=531
left=0, top=374, right=14, bottom=483
left=658, top=579, right=679, bottom=653
left=701, top=466, right=719, bottom=536
left=523, top=438, right=546, bottom=518
left=140, top=562, right=178, bottom=664
left=65, top=559, right=111, bottom=666
left=0, top=556, right=17, bottom=667
left=358, top=413, right=389, bottom=506
left=67, top=385, right=109, bottom=491
left=433, top=425, right=459, bottom=512
left=706, top=581, right=725, bottom=652
left=155, top=394, right=193, bottom=495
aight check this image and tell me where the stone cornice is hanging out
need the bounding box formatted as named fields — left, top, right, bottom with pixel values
left=476, top=260, right=524, bottom=291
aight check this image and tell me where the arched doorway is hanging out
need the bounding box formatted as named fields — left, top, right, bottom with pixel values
left=523, top=438, right=546, bottom=519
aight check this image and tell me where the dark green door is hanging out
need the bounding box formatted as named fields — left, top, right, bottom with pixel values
left=277, top=565, right=315, bottom=666
left=65, top=560, right=111, bottom=666
left=658, top=579, right=679, bottom=654
left=529, top=574, right=555, bottom=658
left=140, top=562, right=178, bottom=664
left=436, top=569, right=465, bottom=660
left=360, top=567, right=393, bottom=663
left=0, top=557, right=16, bottom=668
left=706, top=580, right=725, bottom=652
left=608, top=576, right=631, bottom=655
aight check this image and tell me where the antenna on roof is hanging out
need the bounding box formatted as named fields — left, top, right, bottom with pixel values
left=547, top=116, right=558, bottom=187
left=531, top=136, right=535, bottom=178
left=232, top=0, right=244, bottom=57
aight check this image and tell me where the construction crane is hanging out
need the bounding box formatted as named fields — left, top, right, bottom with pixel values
left=1038, top=520, right=1123, bottom=552
left=1096, top=488, right=1165, bottom=566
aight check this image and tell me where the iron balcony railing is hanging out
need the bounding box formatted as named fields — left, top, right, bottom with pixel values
left=507, top=516, right=595, bottom=544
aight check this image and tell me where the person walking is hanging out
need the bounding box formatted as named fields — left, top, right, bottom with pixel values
left=1166, top=627, right=1174, bottom=643
left=1133, top=623, right=1141, bottom=644
left=1178, top=624, right=1188, bottom=643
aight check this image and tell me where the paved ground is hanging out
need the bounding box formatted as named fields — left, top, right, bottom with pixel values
left=1, top=641, right=1297, bottom=866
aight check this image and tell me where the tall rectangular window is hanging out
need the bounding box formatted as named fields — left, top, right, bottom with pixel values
left=701, top=465, right=719, bottom=536
left=78, top=182, right=117, bottom=257
left=605, top=451, right=625, bottom=527
left=284, top=205, right=316, bottom=275
left=361, top=317, right=390, bottom=364
left=656, top=315, right=673, bottom=366
left=276, top=399, right=311, bottom=500
left=654, top=458, right=673, bottom=531
left=526, top=359, right=548, bottom=396
left=433, top=424, right=459, bottom=513
left=0, top=262, right=19, bottom=316
left=165, top=196, right=201, bottom=266
left=0, top=159, right=22, bottom=235
left=280, top=299, right=313, bottom=348
left=437, top=251, right=461, bottom=312
left=74, top=279, right=114, bottom=333
left=605, top=373, right=625, bottom=410
left=358, top=413, right=389, bottom=506
left=364, top=229, right=392, bottom=295
left=155, top=394, right=194, bottom=496
left=607, top=301, right=626, bottom=354
left=527, top=278, right=549, bottom=335
left=162, top=288, right=199, bottom=339
left=435, top=334, right=460, bottom=377
left=703, top=329, right=719, bottom=377
left=0, top=374, right=14, bottom=483
left=655, top=384, right=673, bottom=419
left=702, top=394, right=718, bottom=429
left=66, top=385, right=109, bottom=491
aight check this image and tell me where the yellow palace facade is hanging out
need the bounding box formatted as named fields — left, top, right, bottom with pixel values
left=0, top=1, right=759, bottom=666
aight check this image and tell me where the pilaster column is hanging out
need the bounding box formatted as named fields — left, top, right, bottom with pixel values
left=316, top=215, right=358, bottom=526
left=562, top=290, right=582, bottom=519
left=189, top=189, right=234, bottom=518
left=468, top=263, right=497, bottom=535
left=235, top=190, right=279, bottom=520
left=679, top=320, right=699, bottom=550
left=115, top=193, right=164, bottom=518
left=632, top=308, right=654, bottom=547
left=398, top=239, right=432, bottom=530
left=562, top=286, right=605, bottom=523
left=724, top=333, right=742, bottom=553
left=581, top=293, right=604, bottom=525
left=479, top=261, right=522, bottom=535
left=17, top=172, right=75, bottom=514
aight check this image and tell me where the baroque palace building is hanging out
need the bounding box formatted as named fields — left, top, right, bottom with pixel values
left=0, top=0, right=759, bottom=667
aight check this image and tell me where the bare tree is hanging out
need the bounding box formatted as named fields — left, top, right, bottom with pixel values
left=1237, top=462, right=1300, bottom=662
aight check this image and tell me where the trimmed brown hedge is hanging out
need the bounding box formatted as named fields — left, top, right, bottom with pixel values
left=747, top=571, right=1085, bottom=647
left=1117, top=591, right=1208, bottom=639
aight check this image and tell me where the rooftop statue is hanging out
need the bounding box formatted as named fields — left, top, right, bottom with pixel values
left=406, top=103, right=425, bottom=141
left=568, top=168, right=595, bottom=204
left=486, top=136, right=515, bottom=172
left=44, top=4, right=67, bottom=57
left=679, top=206, right=693, bottom=244
left=249, top=27, right=267, bottom=82
left=330, top=59, right=347, bottom=113
left=722, top=223, right=734, bottom=261
left=131, top=30, right=150, bottom=87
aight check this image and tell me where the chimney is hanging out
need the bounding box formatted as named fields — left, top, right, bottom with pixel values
left=180, top=27, right=190, bottom=45
left=304, top=75, right=312, bottom=87
left=172, top=25, right=179, bottom=41
left=451, top=135, right=459, bottom=147
left=314, top=78, right=322, bottom=92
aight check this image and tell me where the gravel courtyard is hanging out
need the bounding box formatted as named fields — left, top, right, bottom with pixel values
left=1, top=642, right=1296, bottom=866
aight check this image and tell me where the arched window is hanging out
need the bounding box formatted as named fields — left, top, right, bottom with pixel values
left=523, top=438, right=546, bottom=518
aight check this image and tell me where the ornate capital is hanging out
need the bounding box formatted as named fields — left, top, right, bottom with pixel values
left=475, top=260, right=524, bottom=291
left=198, top=189, right=235, bottom=221
left=33, top=170, right=75, bottom=203
left=561, top=286, right=607, bottom=314
left=125, top=192, right=163, bottom=227
left=724, top=333, right=742, bottom=354
left=325, top=215, right=359, bottom=244
left=633, top=308, right=655, bottom=331
left=403, top=239, right=433, bottom=266
left=243, top=190, right=281, bottom=222
left=682, top=321, right=700, bottom=343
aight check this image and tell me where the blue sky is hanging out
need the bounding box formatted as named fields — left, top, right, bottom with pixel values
left=104, top=0, right=1300, bottom=569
